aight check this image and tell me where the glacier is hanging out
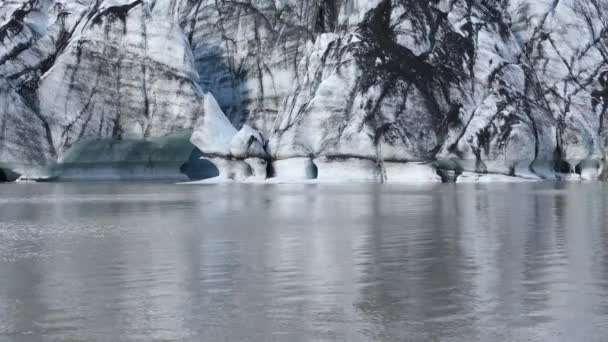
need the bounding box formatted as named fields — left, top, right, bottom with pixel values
left=1, top=0, right=608, bottom=183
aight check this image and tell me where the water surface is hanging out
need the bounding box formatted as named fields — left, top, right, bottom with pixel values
left=0, top=182, right=607, bottom=341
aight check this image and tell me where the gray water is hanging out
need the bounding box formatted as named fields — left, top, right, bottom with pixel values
left=0, top=182, right=607, bottom=341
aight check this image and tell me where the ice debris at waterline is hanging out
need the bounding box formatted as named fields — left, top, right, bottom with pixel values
left=2, top=0, right=608, bottom=183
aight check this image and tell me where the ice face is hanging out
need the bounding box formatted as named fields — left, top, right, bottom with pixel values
left=3, top=0, right=608, bottom=183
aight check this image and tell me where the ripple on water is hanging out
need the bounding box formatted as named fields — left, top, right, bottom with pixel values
left=0, top=182, right=607, bottom=341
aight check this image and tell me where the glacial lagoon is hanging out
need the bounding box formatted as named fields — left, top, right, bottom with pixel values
left=1, top=182, right=608, bottom=341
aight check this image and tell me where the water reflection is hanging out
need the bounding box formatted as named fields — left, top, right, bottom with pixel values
left=0, top=182, right=607, bottom=341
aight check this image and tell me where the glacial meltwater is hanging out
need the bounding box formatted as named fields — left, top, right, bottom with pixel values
left=1, top=182, right=608, bottom=341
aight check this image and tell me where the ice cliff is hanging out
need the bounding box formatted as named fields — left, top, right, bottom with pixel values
left=1, top=0, right=608, bottom=182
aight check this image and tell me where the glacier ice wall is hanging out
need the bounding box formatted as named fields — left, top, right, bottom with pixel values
left=1, top=0, right=608, bottom=182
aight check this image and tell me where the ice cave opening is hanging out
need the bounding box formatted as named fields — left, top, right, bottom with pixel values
left=555, top=160, right=575, bottom=174
left=180, top=149, right=221, bottom=181
left=310, top=161, right=319, bottom=180
left=266, top=161, right=275, bottom=178
left=0, top=168, right=19, bottom=182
